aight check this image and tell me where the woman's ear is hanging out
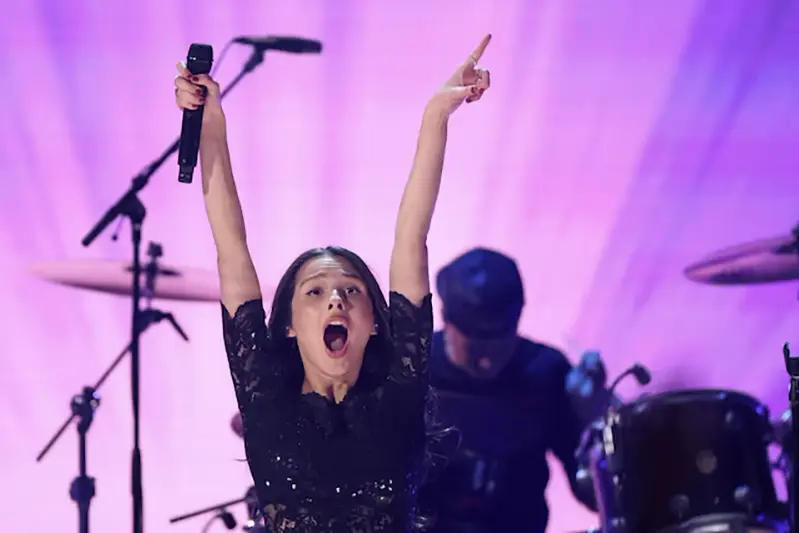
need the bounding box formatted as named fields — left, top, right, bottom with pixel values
left=286, top=326, right=297, bottom=338
left=370, top=323, right=378, bottom=336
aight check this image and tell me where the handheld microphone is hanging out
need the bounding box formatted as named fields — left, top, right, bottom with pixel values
left=178, top=43, right=213, bottom=184
left=232, top=35, right=322, bottom=54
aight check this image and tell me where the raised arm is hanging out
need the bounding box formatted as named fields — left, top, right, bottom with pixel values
left=174, top=64, right=286, bottom=432
left=389, top=35, right=492, bottom=304
left=174, top=63, right=260, bottom=314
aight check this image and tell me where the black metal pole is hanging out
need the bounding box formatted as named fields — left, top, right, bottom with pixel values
left=791, top=387, right=799, bottom=533
left=79, top=425, right=89, bottom=533
left=69, top=387, right=100, bottom=533
left=129, top=217, right=145, bottom=533
left=784, top=343, right=798, bottom=533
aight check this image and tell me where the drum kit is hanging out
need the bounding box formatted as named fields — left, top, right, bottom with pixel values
left=577, top=224, right=799, bottom=533
left=29, top=224, right=798, bottom=533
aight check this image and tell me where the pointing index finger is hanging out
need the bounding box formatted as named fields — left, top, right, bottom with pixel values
left=470, top=34, right=492, bottom=63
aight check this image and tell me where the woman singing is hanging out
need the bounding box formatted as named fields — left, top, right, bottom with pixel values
left=173, top=34, right=492, bottom=533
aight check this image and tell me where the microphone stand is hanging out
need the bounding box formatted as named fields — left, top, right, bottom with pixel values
left=784, top=343, right=798, bottom=533
left=72, top=387, right=100, bottom=533
left=77, top=46, right=268, bottom=533
left=35, top=303, right=188, bottom=533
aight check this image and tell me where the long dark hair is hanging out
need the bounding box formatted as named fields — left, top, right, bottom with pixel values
left=266, top=245, right=393, bottom=387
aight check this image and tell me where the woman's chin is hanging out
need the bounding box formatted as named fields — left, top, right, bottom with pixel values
left=318, top=347, right=364, bottom=377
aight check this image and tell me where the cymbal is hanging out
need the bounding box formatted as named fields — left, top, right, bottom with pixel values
left=684, top=233, right=799, bottom=285
left=231, top=412, right=244, bottom=438
left=30, top=259, right=220, bottom=302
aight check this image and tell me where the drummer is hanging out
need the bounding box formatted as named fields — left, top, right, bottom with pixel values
left=417, top=248, right=609, bottom=533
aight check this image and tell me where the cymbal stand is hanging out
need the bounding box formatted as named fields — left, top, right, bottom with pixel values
left=76, top=43, right=270, bottom=533
left=71, top=386, right=100, bottom=533
left=784, top=342, right=798, bottom=533
left=35, top=302, right=188, bottom=533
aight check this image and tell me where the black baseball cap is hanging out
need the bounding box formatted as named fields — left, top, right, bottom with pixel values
left=436, top=248, right=525, bottom=339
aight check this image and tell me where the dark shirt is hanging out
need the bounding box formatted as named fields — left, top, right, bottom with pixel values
left=222, top=292, right=433, bottom=533
left=418, top=332, right=590, bottom=533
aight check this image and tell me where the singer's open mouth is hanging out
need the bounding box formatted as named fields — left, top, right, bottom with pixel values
left=323, top=324, right=348, bottom=353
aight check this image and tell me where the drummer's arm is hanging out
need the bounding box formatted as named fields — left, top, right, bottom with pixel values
left=551, top=421, right=598, bottom=511
left=200, top=110, right=261, bottom=314
left=550, top=354, right=599, bottom=511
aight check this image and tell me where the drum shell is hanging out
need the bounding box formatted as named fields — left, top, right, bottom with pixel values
left=601, top=389, right=779, bottom=533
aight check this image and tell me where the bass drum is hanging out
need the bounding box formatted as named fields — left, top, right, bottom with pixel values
left=588, top=389, right=787, bottom=533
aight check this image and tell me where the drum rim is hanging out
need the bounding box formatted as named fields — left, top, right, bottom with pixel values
left=662, top=512, right=786, bottom=533
left=622, top=388, right=765, bottom=412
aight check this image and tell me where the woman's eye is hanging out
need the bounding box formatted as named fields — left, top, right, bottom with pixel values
left=345, top=286, right=361, bottom=295
left=307, top=288, right=322, bottom=296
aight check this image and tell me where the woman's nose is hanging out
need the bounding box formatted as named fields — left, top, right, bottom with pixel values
left=328, top=291, right=344, bottom=310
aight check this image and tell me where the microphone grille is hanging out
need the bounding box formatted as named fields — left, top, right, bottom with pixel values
left=187, top=43, right=213, bottom=75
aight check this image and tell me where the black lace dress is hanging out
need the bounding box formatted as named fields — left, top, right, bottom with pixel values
left=222, top=291, right=433, bottom=533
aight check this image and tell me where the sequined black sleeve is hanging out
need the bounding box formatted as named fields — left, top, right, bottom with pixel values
left=387, top=292, right=434, bottom=386
left=221, top=300, right=291, bottom=429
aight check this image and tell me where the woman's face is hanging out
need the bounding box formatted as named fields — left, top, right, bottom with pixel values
left=288, top=253, right=376, bottom=384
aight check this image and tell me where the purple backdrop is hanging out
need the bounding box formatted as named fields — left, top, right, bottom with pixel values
left=2, top=0, right=798, bottom=531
